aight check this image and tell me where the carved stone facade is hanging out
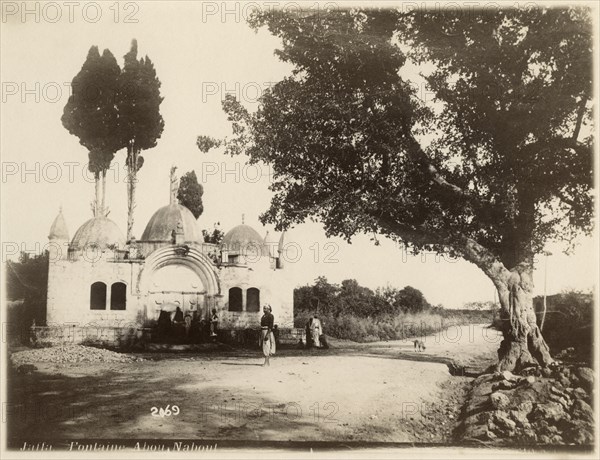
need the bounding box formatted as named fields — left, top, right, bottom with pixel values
left=46, top=178, right=294, bottom=334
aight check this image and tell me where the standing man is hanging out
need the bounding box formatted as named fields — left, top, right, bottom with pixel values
left=210, top=308, right=219, bottom=337
left=310, top=316, right=323, bottom=348
left=260, top=305, right=276, bottom=366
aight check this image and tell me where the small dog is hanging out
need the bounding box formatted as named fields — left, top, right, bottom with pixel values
left=413, top=340, right=426, bottom=352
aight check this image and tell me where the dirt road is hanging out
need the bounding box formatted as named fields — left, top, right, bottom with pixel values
left=7, top=324, right=500, bottom=445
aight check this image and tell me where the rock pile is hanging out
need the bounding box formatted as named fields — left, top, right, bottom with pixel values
left=11, top=345, right=142, bottom=366
left=460, top=365, right=595, bottom=445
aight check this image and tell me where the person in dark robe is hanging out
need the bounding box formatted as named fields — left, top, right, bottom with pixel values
left=259, top=305, right=276, bottom=366
left=184, top=314, right=192, bottom=338
left=210, top=308, right=219, bottom=337
left=305, top=317, right=313, bottom=349
left=157, top=310, right=172, bottom=339
left=174, top=306, right=184, bottom=323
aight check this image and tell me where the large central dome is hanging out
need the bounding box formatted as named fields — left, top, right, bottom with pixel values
left=141, top=203, right=201, bottom=242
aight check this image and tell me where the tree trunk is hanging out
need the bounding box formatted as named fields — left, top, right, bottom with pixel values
left=101, top=170, right=107, bottom=216
left=126, top=146, right=138, bottom=241
left=94, top=172, right=101, bottom=217
left=372, top=214, right=554, bottom=373
left=495, top=267, right=553, bottom=372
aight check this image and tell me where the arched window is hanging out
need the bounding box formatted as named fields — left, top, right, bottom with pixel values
left=247, top=288, right=260, bottom=312
left=90, top=282, right=107, bottom=310
left=228, top=287, right=242, bottom=311
left=111, top=282, right=127, bottom=310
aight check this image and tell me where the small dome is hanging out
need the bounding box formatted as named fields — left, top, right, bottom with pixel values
left=141, top=203, right=201, bottom=242
left=71, top=216, right=125, bottom=250
left=49, top=208, right=69, bottom=241
left=223, top=224, right=267, bottom=255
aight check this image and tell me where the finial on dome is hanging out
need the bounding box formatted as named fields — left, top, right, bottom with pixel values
left=170, top=166, right=179, bottom=205
left=242, top=213, right=245, bottom=225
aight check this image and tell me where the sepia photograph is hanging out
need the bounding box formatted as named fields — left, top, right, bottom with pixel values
left=1, top=1, right=598, bottom=458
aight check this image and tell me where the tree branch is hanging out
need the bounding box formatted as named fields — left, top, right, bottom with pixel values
left=521, top=136, right=590, bottom=157
left=404, top=134, right=473, bottom=198
left=370, top=208, right=510, bottom=286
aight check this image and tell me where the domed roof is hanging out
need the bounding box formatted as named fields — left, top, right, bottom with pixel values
left=141, top=203, right=201, bottom=242
left=223, top=224, right=267, bottom=254
left=48, top=208, right=69, bottom=241
left=71, top=216, right=125, bottom=250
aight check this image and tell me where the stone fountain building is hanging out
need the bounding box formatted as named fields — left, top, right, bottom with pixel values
left=45, top=171, right=294, bottom=341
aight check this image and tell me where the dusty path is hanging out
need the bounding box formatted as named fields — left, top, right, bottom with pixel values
left=7, top=324, right=500, bottom=445
left=339, top=322, right=502, bottom=369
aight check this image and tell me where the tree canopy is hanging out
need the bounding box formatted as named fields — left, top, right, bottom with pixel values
left=62, top=46, right=124, bottom=216
left=202, top=223, right=225, bottom=245
left=63, top=40, right=165, bottom=228
left=201, top=7, right=594, bottom=371
left=178, top=170, right=204, bottom=219
left=62, top=46, right=123, bottom=171
left=294, top=277, right=433, bottom=318
left=117, top=39, right=165, bottom=239
left=117, top=39, right=165, bottom=158
left=211, top=8, right=593, bottom=269
left=5, top=252, right=49, bottom=328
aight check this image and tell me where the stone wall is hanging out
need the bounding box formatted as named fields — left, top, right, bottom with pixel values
left=47, top=245, right=294, bottom=331
left=47, top=252, right=144, bottom=326
left=216, top=260, right=294, bottom=329
left=30, top=325, right=150, bottom=348
left=29, top=325, right=305, bottom=351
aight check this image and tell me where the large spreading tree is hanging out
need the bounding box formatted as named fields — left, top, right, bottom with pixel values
left=62, top=46, right=123, bottom=217
left=118, top=39, right=165, bottom=240
left=201, top=7, right=594, bottom=371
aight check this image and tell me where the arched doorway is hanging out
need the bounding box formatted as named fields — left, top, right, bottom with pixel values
left=149, top=265, right=206, bottom=320
left=138, top=246, right=221, bottom=323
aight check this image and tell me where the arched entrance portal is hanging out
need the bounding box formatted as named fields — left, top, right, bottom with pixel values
left=138, top=246, right=221, bottom=322
left=149, top=265, right=206, bottom=320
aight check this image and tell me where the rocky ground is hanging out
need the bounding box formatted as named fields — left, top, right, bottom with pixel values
left=11, top=345, right=144, bottom=367
left=459, top=363, right=595, bottom=446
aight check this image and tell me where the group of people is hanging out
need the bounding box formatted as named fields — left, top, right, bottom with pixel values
left=156, top=306, right=219, bottom=342
left=260, top=307, right=329, bottom=367
left=157, top=304, right=322, bottom=367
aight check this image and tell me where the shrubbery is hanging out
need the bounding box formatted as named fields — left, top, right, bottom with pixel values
left=295, top=277, right=495, bottom=342
left=533, top=290, right=593, bottom=361
left=5, top=252, right=48, bottom=344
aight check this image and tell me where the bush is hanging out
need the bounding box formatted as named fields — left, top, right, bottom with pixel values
left=534, top=290, right=593, bottom=361
left=5, top=253, right=49, bottom=345
left=294, top=276, right=497, bottom=342
left=305, top=310, right=487, bottom=343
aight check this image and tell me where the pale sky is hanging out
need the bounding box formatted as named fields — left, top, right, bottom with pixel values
left=1, top=1, right=597, bottom=308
